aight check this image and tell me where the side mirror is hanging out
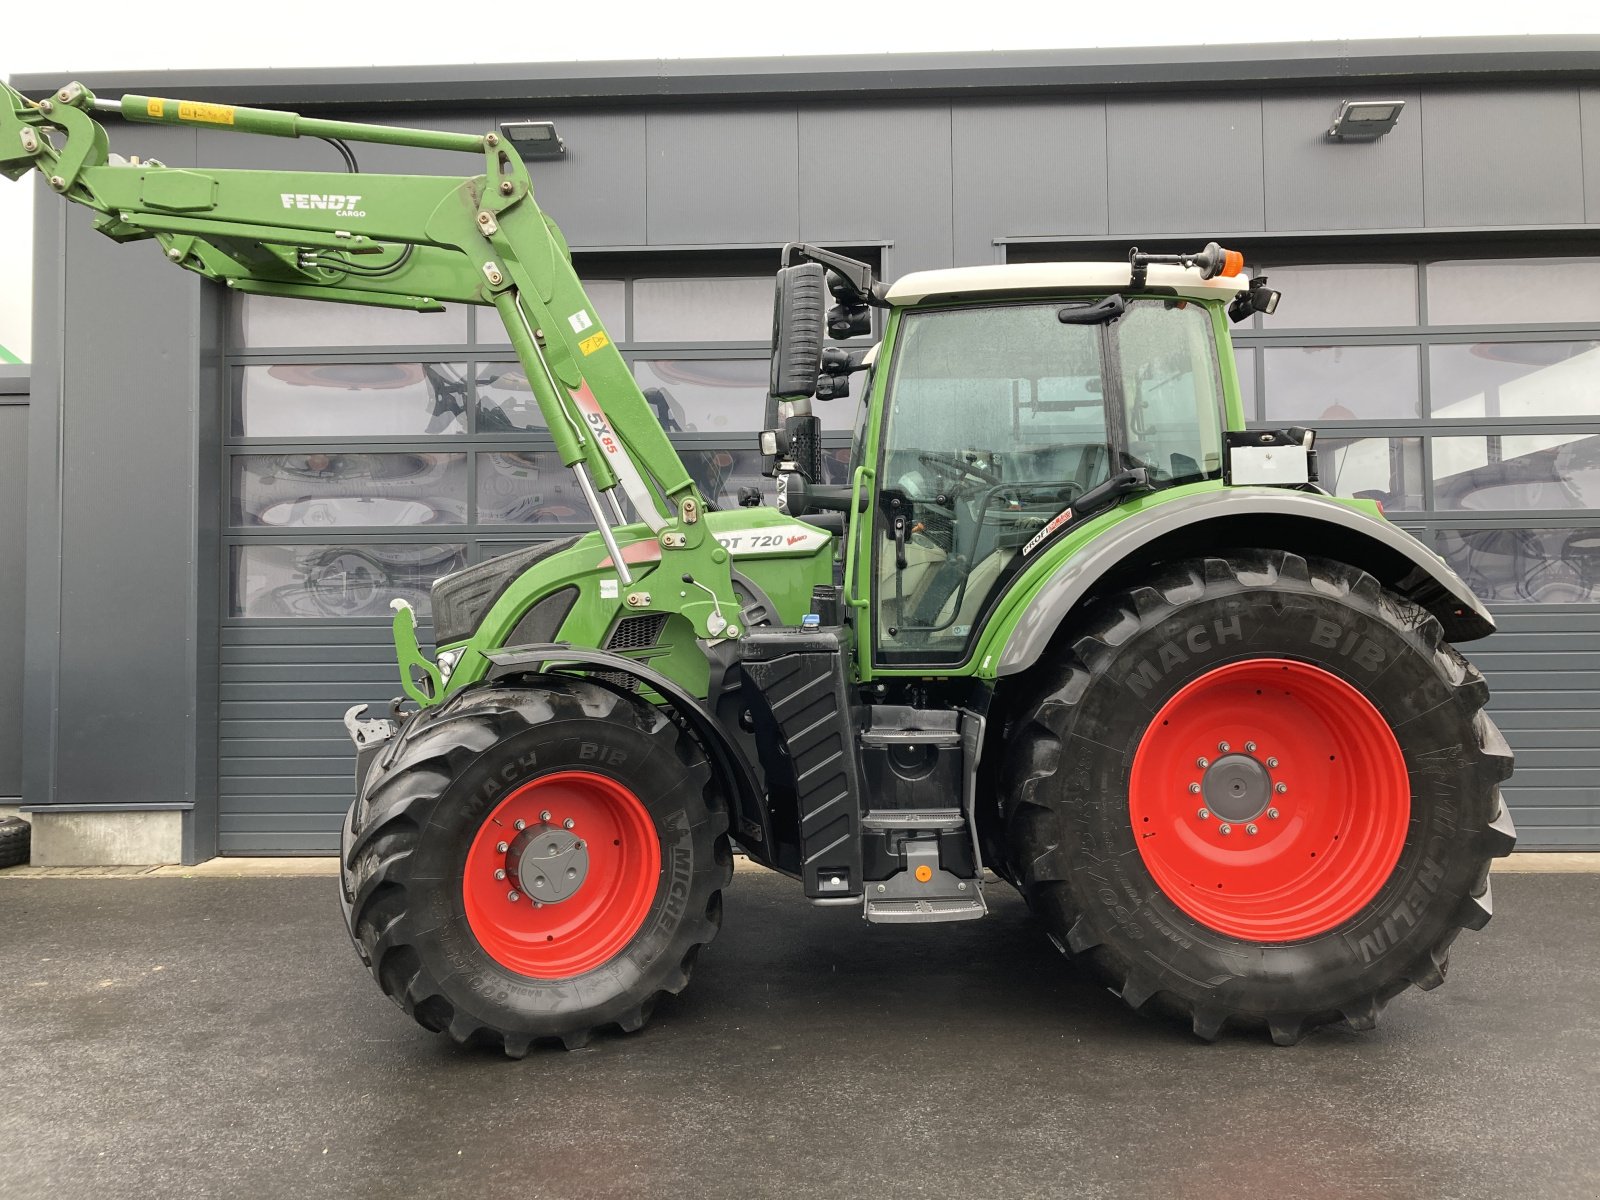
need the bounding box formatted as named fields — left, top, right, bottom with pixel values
left=770, top=262, right=827, bottom=399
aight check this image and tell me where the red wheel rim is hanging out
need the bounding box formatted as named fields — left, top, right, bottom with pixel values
left=463, top=771, right=660, bottom=978
left=1128, top=659, right=1409, bottom=941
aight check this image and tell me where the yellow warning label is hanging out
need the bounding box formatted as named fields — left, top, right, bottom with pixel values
left=146, top=98, right=165, bottom=118
left=177, top=101, right=235, bottom=126
left=579, top=331, right=610, bottom=357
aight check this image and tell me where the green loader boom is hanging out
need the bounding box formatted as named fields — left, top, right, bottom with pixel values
left=4, top=77, right=1517, bottom=1057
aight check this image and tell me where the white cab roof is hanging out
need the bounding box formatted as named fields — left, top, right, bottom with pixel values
left=886, top=262, right=1249, bottom=306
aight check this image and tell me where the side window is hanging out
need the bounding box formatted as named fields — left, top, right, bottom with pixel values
left=1115, top=301, right=1223, bottom=483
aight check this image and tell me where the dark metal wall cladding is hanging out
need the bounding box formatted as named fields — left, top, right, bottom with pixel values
left=1475, top=611, right=1600, bottom=849
left=219, top=624, right=433, bottom=854
left=0, top=402, right=26, bottom=800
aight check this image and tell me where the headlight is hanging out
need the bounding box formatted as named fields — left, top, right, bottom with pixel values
left=436, top=647, right=465, bottom=684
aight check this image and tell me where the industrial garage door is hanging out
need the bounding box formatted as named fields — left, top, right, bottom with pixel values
left=218, top=264, right=857, bottom=853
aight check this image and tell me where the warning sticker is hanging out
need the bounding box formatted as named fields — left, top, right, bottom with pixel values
left=578, top=331, right=610, bottom=356
left=599, top=578, right=619, bottom=599
left=178, top=101, right=235, bottom=126
left=568, top=310, right=593, bottom=334
left=146, top=98, right=165, bottom=118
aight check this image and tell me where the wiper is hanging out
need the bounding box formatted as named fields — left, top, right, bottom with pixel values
left=1057, top=294, right=1126, bottom=325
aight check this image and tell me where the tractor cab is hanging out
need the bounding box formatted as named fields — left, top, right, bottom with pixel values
left=765, top=244, right=1277, bottom=671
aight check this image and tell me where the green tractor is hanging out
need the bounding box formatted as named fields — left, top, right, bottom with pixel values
left=4, top=80, right=1515, bottom=1054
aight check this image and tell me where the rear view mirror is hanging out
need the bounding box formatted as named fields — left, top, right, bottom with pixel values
left=770, top=262, right=827, bottom=399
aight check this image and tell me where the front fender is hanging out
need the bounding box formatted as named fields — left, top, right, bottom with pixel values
left=991, top=487, right=1495, bottom=678
left=480, top=642, right=782, bottom=874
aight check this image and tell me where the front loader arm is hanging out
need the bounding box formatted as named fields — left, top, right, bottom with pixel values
left=2, top=78, right=740, bottom=638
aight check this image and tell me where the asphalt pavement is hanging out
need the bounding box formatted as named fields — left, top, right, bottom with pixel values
left=0, top=869, right=1595, bottom=1200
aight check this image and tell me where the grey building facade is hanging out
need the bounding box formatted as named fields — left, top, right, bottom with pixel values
left=7, top=37, right=1600, bottom=862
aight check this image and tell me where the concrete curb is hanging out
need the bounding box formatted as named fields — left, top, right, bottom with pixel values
left=0, top=851, right=1596, bottom=878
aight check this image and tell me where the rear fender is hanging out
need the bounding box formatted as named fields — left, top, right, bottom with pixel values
left=993, top=487, right=1494, bottom=677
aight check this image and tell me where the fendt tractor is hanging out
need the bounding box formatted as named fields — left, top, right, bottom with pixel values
left=4, top=80, right=1517, bottom=1055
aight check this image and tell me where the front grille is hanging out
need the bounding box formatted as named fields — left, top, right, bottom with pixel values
left=606, top=614, right=668, bottom=652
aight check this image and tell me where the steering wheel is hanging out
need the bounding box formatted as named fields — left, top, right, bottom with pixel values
left=917, top=450, right=1001, bottom=493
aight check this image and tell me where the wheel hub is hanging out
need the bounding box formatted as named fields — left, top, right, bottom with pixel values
left=1201, top=753, right=1272, bottom=822
left=507, top=826, right=590, bottom=904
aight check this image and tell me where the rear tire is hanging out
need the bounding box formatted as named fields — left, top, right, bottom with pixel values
left=999, top=551, right=1516, bottom=1044
left=340, top=676, right=731, bottom=1056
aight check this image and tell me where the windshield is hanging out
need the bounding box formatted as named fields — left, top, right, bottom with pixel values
left=874, top=297, right=1224, bottom=665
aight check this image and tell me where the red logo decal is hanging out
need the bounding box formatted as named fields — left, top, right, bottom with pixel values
left=786, top=534, right=808, bottom=545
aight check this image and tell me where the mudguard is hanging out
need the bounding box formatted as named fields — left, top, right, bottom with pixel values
left=995, top=487, right=1495, bottom=677
left=480, top=643, right=781, bottom=872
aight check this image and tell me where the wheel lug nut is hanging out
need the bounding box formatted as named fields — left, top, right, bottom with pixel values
left=496, top=841, right=509, bottom=853
left=1218, top=741, right=1230, bottom=753
left=1246, top=823, right=1258, bottom=836
left=1245, top=741, right=1257, bottom=753
left=1197, top=808, right=1210, bottom=820
left=513, top=819, right=526, bottom=831
left=540, top=810, right=552, bottom=822
left=1267, top=807, right=1280, bottom=819
left=1218, top=824, right=1232, bottom=836
left=1188, top=782, right=1201, bottom=794
left=1197, top=757, right=1209, bottom=769
left=507, top=890, right=521, bottom=902
left=1274, top=782, right=1287, bottom=794
left=494, top=868, right=506, bottom=881
left=1267, top=757, right=1279, bottom=768
left=562, top=818, right=575, bottom=830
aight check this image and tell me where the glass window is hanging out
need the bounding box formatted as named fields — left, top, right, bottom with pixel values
left=1428, top=341, right=1600, bottom=419
left=475, top=280, right=627, bottom=346
left=234, top=294, right=468, bottom=348
left=875, top=299, right=1222, bottom=664
left=1233, top=346, right=1258, bottom=419
left=685, top=449, right=769, bottom=511
left=633, top=358, right=769, bottom=435
left=231, top=452, right=467, bottom=527
left=230, top=542, right=466, bottom=617
left=476, top=365, right=548, bottom=434
left=1258, top=264, right=1418, bottom=329
left=1262, top=345, right=1420, bottom=422
left=1427, top=258, right=1600, bottom=327
left=1115, top=300, right=1223, bottom=482
left=476, top=449, right=592, bottom=526
left=1436, top=527, right=1600, bottom=604
left=1317, top=436, right=1424, bottom=511
left=1432, top=434, right=1600, bottom=511
left=234, top=363, right=470, bottom=438
left=633, top=277, right=771, bottom=342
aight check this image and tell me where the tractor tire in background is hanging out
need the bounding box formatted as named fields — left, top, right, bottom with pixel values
left=341, top=676, right=731, bottom=1057
left=0, top=816, right=29, bottom=868
left=1000, top=550, right=1516, bottom=1044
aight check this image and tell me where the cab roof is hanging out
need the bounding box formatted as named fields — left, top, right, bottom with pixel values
left=885, top=262, right=1250, bottom=306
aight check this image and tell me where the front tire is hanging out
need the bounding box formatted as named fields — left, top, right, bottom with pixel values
left=341, top=676, right=731, bottom=1056
left=1000, top=551, right=1516, bottom=1044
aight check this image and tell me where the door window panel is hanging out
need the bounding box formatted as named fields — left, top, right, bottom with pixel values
left=231, top=452, right=467, bottom=527
left=1436, top=527, right=1600, bottom=604
left=1262, top=345, right=1420, bottom=422
left=234, top=294, right=468, bottom=348
left=1428, top=341, right=1600, bottom=419
left=1317, top=436, right=1424, bottom=511
left=1258, top=264, right=1418, bottom=329
left=1432, top=434, right=1600, bottom=511
left=1426, top=259, right=1600, bottom=327
left=633, top=277, right=772, bottom=342
left=234, top=363, right=470, bottom=438
left=230, top=543, right=466, bottom=617
left=477, top=449, right=592, bottom=526
left=633, top=358, right=770, bottom=435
